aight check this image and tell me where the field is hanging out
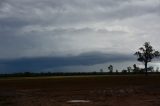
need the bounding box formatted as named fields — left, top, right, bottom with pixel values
left=0, top=75, right=160, bottom=106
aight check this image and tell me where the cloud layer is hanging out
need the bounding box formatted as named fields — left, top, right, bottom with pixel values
left=0, top=0, right=160, bottom=72
left=0, top=52, right=134, bottom=73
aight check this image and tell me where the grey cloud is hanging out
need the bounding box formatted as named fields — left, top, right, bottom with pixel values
left=0, top=0, right=160, bottom=72
left=0, top=27, right=129, bottom=59
left=1, top=0, right=159, bottom=27
left=0, top=0, right=159, bottom=34
left=0, top=52, right=135, bottom=73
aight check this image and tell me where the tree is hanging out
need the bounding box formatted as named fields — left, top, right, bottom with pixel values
left=108, top=65, right=113, bottom=73
left=133, top=64, right=140, bottom=73
left=116, top=69, right=119, bottom=73
left=134, top=42, right=160, bottom=75
left=148, top=66, right=154, bottom=72
left=100, top=69, right=103, bottom=73
left=156, top=67, right=159, bottom=73
left=127, top=66, right=132, bottom=73
left=122, top=69, right=127, bottom=74
left=133, top=64, right=137, bottom=72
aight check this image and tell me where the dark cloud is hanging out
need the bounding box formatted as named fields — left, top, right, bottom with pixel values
left=0, top=52, right=134, bottom=73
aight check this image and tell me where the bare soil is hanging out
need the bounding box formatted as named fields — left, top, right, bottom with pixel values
left=0, top=75, right=160, bottom=106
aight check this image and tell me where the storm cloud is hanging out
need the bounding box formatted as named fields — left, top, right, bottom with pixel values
left=0, top=52, right=134, bottom=73
left=0, top=0, right=160, bottom=72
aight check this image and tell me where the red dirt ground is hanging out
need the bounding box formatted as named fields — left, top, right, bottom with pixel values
left=0, top=75, right=160, bottom=106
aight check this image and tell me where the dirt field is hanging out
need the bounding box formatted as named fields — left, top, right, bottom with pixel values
left=0, top=75, right=160, bottom=106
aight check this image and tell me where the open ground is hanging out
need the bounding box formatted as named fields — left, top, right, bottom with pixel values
left=0, top=75, right=160, bottom=106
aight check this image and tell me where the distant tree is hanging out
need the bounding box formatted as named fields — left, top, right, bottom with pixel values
left=134, top=42, right=160, bottom=75
left=148, top=66, right=154, bottom=72
left=108, top=65, right=113, bottom=73
left=156, top=67, right=159, bottom=73
left=116, top=69, right=119, bottom=73
left=133, top=64, right=136, bottom=71
left=133, top=64, right=139, bottom=73
left=122, top=69, right=127, bottom=74
left=127, top=66, right=132, bottom=73
left=100, top=69, right=103, bottom=73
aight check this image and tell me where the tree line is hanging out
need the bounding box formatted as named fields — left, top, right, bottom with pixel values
left=0, top=69, right=160, bottom=77
left=104, top=64, right=159, bottom=74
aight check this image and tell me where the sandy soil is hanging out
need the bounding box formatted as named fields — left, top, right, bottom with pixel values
left=0, top=75, right=160, bottom=106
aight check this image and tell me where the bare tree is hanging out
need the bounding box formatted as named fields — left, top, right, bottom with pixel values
left=134, top=42, right=160, bottom=75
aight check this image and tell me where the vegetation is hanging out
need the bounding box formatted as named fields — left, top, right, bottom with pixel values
left=0, top=68, right=160, bottom=78
left=134, top=42, right=160, bottom=75
left=108, top=65, right=113, bottom=73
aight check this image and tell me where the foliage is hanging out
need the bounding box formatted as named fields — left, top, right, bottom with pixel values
left=134, top=42, right=160, bottom=75
left=108, top=65, right=113, bottom=73
left=127, top=66, right=132, bottom=73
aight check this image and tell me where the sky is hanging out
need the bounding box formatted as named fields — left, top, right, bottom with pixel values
left=0, top=0, right=160, bottom=73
